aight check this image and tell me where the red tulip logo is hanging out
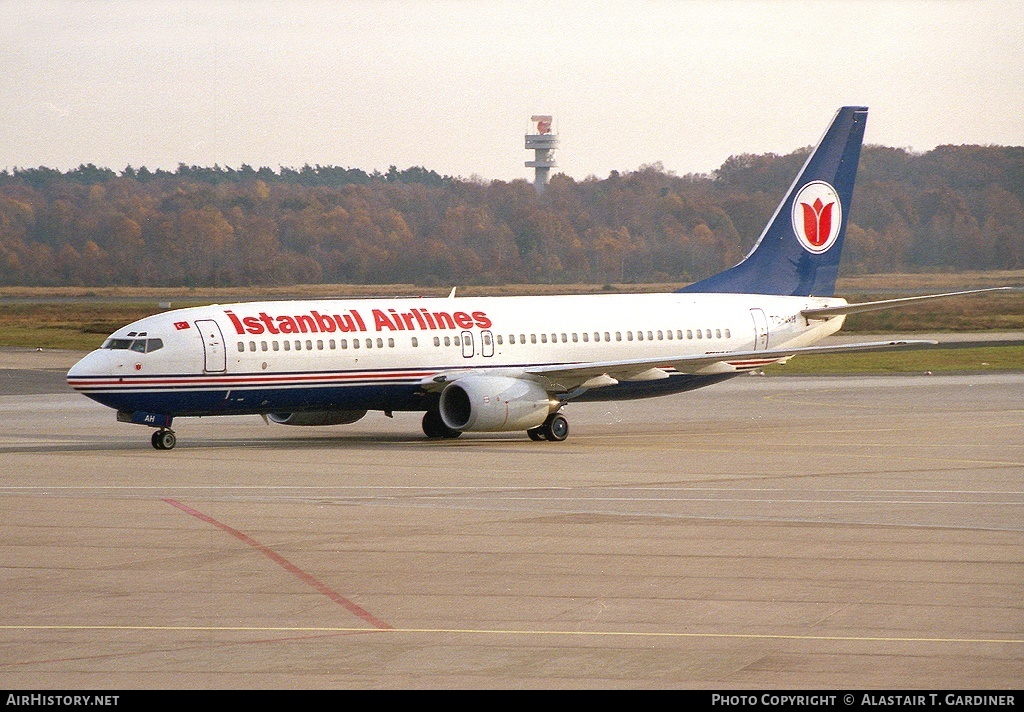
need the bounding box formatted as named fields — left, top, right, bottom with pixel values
left=792, top=181, right=842, bottom=253
left=801, top=197, right=834, bottom=247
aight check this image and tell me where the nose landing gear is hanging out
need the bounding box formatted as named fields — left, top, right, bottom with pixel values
left=151, top=429, right=177, bottom=450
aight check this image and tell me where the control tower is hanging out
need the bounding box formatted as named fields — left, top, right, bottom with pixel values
left=525, top=115, right=558, bottom=193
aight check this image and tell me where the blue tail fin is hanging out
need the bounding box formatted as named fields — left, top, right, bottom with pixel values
left=679, top=106, right=868, bottom=297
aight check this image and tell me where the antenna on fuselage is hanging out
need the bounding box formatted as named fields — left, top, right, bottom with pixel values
left=448, top=287, right=457, bottom=299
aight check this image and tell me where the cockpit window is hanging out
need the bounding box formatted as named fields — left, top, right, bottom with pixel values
left=102, top=337, right=164, bottom=353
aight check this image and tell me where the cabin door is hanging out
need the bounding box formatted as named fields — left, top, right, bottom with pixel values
left=481, top=330, right=494, bottom=357
left=196, top=319, right=227, bottom=372
left=750, top=309, right=770, bottom=351
left=461, top=330, right=474, bottom=358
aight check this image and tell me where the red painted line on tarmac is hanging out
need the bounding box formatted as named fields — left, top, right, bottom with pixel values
left=162, top=498, right=392, bottom=630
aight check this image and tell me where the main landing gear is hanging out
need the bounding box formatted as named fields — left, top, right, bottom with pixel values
left=151, top=429, right=177, bottom=450
left=527, top=412, right=569, bottom=442
left=422, top=410, right=462, bottom=439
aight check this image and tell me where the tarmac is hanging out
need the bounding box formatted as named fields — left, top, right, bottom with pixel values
left=0, top=346, right=1022, bottom=688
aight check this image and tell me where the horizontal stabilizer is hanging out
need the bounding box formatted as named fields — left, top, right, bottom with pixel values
left=801, top=287, right=1015, bottom=319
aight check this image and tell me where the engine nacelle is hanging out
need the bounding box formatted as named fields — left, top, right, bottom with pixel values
left=439, top=376, right=553, bottom=432
left=267, top=410, right=367, bottom=426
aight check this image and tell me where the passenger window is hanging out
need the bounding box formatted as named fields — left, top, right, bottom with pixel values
left=366, top=338, right=373, bottom=349
left=541, top=334, right=548, bottom=344
left=725, top=329, right=731, bottom=339
left=696, top=330, right=702, bottom=339
left=329, top=339, right=336, bottom=349
left=249, top=341, right=257, bottom=352
left=236, top=342, right=244, bottom=353
left=561, top=333, right=567, bottom=343
left=520, top=334, right=526, bottom=344
left=706, top=329, right=712, bottom=339
left=317, top=340, right=323, bottom=350
left=387, top=338, right=393, bottom=348
left=377, top=338, right=384, bottom=348
left=294, top=340, right=301, bottom=350
left=352, top=339, right=359, bottom=349
left=687, top=330, right=693, bottom=339
left=508, top=334, right=515, bottom=344
left=531, top=334, right=537, bottom=344
left=715, top=329, right=721, bottom=339
left=273, top=341, right=280, bottom=351
left=146, top=338, right=164, bottom=353
left=261, top=341, right=268, bottom=351
left=677, top=330, right=683, bottom=340
left=444, top=336, right=451, bottom=347
left=656, top=331, right=662, bottom=340
left=434, top=336, right=441, bottom=347
left=604, top=332, right=610, bottom=342
left=453, top=336, right=460, bottom=346
left=283, top=341, right=291, bottom=351
left=572, top=333, right=578, bottom=343
left=582, top=333, right=588, bottom=342
left=615, top=332, right=621, bottom=341
left=411, top=337, right=418, bottom=347
left=628, top=332, right=634, bottom=341
left=341, top=339, right=348, bottom=349
left=496, top=335, right=503, bottom=345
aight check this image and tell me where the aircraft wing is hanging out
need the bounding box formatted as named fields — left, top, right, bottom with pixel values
left=521, top=339, right=938, bottom=390
left=421, top=339, right=938, bottom=394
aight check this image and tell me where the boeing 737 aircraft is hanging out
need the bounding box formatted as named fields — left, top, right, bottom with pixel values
left=66, top=107, right=1003, bottom=449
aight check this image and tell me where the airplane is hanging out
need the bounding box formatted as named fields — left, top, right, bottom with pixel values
left=66, top=106, right=1008, bottom=450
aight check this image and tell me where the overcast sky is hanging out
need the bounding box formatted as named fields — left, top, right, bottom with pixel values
left=1, top=0, right=1021, bottom=181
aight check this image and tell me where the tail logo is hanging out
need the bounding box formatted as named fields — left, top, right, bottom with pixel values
left=792, top=181, right=842, bottom=254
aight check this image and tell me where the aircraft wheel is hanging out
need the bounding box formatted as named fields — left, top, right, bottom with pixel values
left=152, top=429, right=176, bottom=450
left=542, top=413, right=569, bottom=442
left=422, top=411, right=461, bottom=439
left=527, top=427, right=546, bottom=441
left=422, top=411, right=445, bottom=438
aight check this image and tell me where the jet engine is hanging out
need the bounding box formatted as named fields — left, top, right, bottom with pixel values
left=267, top=410, right=367, bottom=426
left=438, top=376, right=553, bottom=432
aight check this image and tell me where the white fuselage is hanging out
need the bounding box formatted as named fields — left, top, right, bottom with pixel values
left=67, top=291, right=846, bottom=418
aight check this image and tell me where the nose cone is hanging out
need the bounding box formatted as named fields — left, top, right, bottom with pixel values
left=67, top=349, right=119, bottom=389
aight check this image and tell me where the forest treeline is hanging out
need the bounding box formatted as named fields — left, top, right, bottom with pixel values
left=0, top=144, right=1021, bottom=287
